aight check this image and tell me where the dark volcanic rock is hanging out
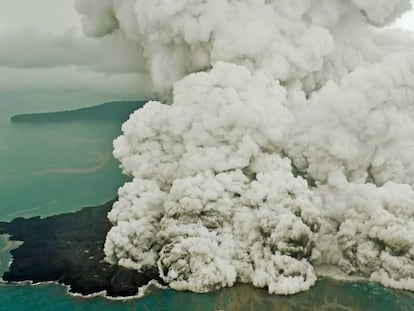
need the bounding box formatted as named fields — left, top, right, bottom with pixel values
left=0, top=199, right=162, bottom=297
left=108, top=267, right=152, bottom=297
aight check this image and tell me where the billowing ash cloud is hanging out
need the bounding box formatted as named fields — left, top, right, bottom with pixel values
left=76, top=0, right=414, bottom=294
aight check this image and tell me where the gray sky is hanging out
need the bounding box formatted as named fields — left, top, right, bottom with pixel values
left=0, top=0, right=413, bottom=112
left=0, top=0, right=79, bottom=33
left=0, top=0, right=150, bottom=112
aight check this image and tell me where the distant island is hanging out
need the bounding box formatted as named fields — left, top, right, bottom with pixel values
left=11, top=101, right=147, bottom=123
left=0, top=199, right=162, bottom=297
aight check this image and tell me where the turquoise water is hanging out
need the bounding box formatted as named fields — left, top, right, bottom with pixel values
left=0, top=101, right=413, bottom=310
left=0, top=104, right=128, bottom=221
left=0, top=280, right=413, bottom=311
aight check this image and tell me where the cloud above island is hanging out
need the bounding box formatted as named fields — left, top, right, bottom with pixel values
left=0, top=0, right=152, bottom=109
left=0, top=30, right=145, bottom=73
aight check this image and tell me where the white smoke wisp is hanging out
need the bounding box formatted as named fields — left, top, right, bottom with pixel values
left=76, top=0, right=414, bottom=295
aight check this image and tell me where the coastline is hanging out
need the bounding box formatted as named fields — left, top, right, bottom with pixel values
left=0, top=199, right=163, bottom=298
left=10, top=101, right=146, bottom=123
left=0, top=279, right=166, bottom=301
left=0, top=201, right=404, bottom=298
left=1, top=203, right=414, bottom=311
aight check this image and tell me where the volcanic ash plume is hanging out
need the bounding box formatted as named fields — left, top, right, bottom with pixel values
left=76, top=0, right=414, bottom=294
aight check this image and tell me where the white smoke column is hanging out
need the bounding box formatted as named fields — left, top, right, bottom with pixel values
left=76, top=0, right=414, bottom=294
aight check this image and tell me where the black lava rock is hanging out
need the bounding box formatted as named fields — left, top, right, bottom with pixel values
left=0, top=199, right=162, bottom=297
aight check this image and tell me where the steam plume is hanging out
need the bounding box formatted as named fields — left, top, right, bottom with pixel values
left=76, top=0, right=414, bottom=294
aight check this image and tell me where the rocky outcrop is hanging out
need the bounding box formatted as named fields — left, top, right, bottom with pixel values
left=0, top=199, right=162, bottom=297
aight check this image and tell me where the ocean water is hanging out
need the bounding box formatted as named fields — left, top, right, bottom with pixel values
left=0, top=101, right=413, bottom=310
left=0, top=279, right=413, bottom=311
left=0, top=117, right=127, bottom=222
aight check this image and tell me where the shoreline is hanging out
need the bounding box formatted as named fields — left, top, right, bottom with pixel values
left=0, top=269, right=404, bottom=302
left=0, top=199, right=163, bottom=298
left=10, top=101, right=146, bottom=123
left=0, top=278, right=166, bottom=301
left=0, top=197, right=412, bottom=301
